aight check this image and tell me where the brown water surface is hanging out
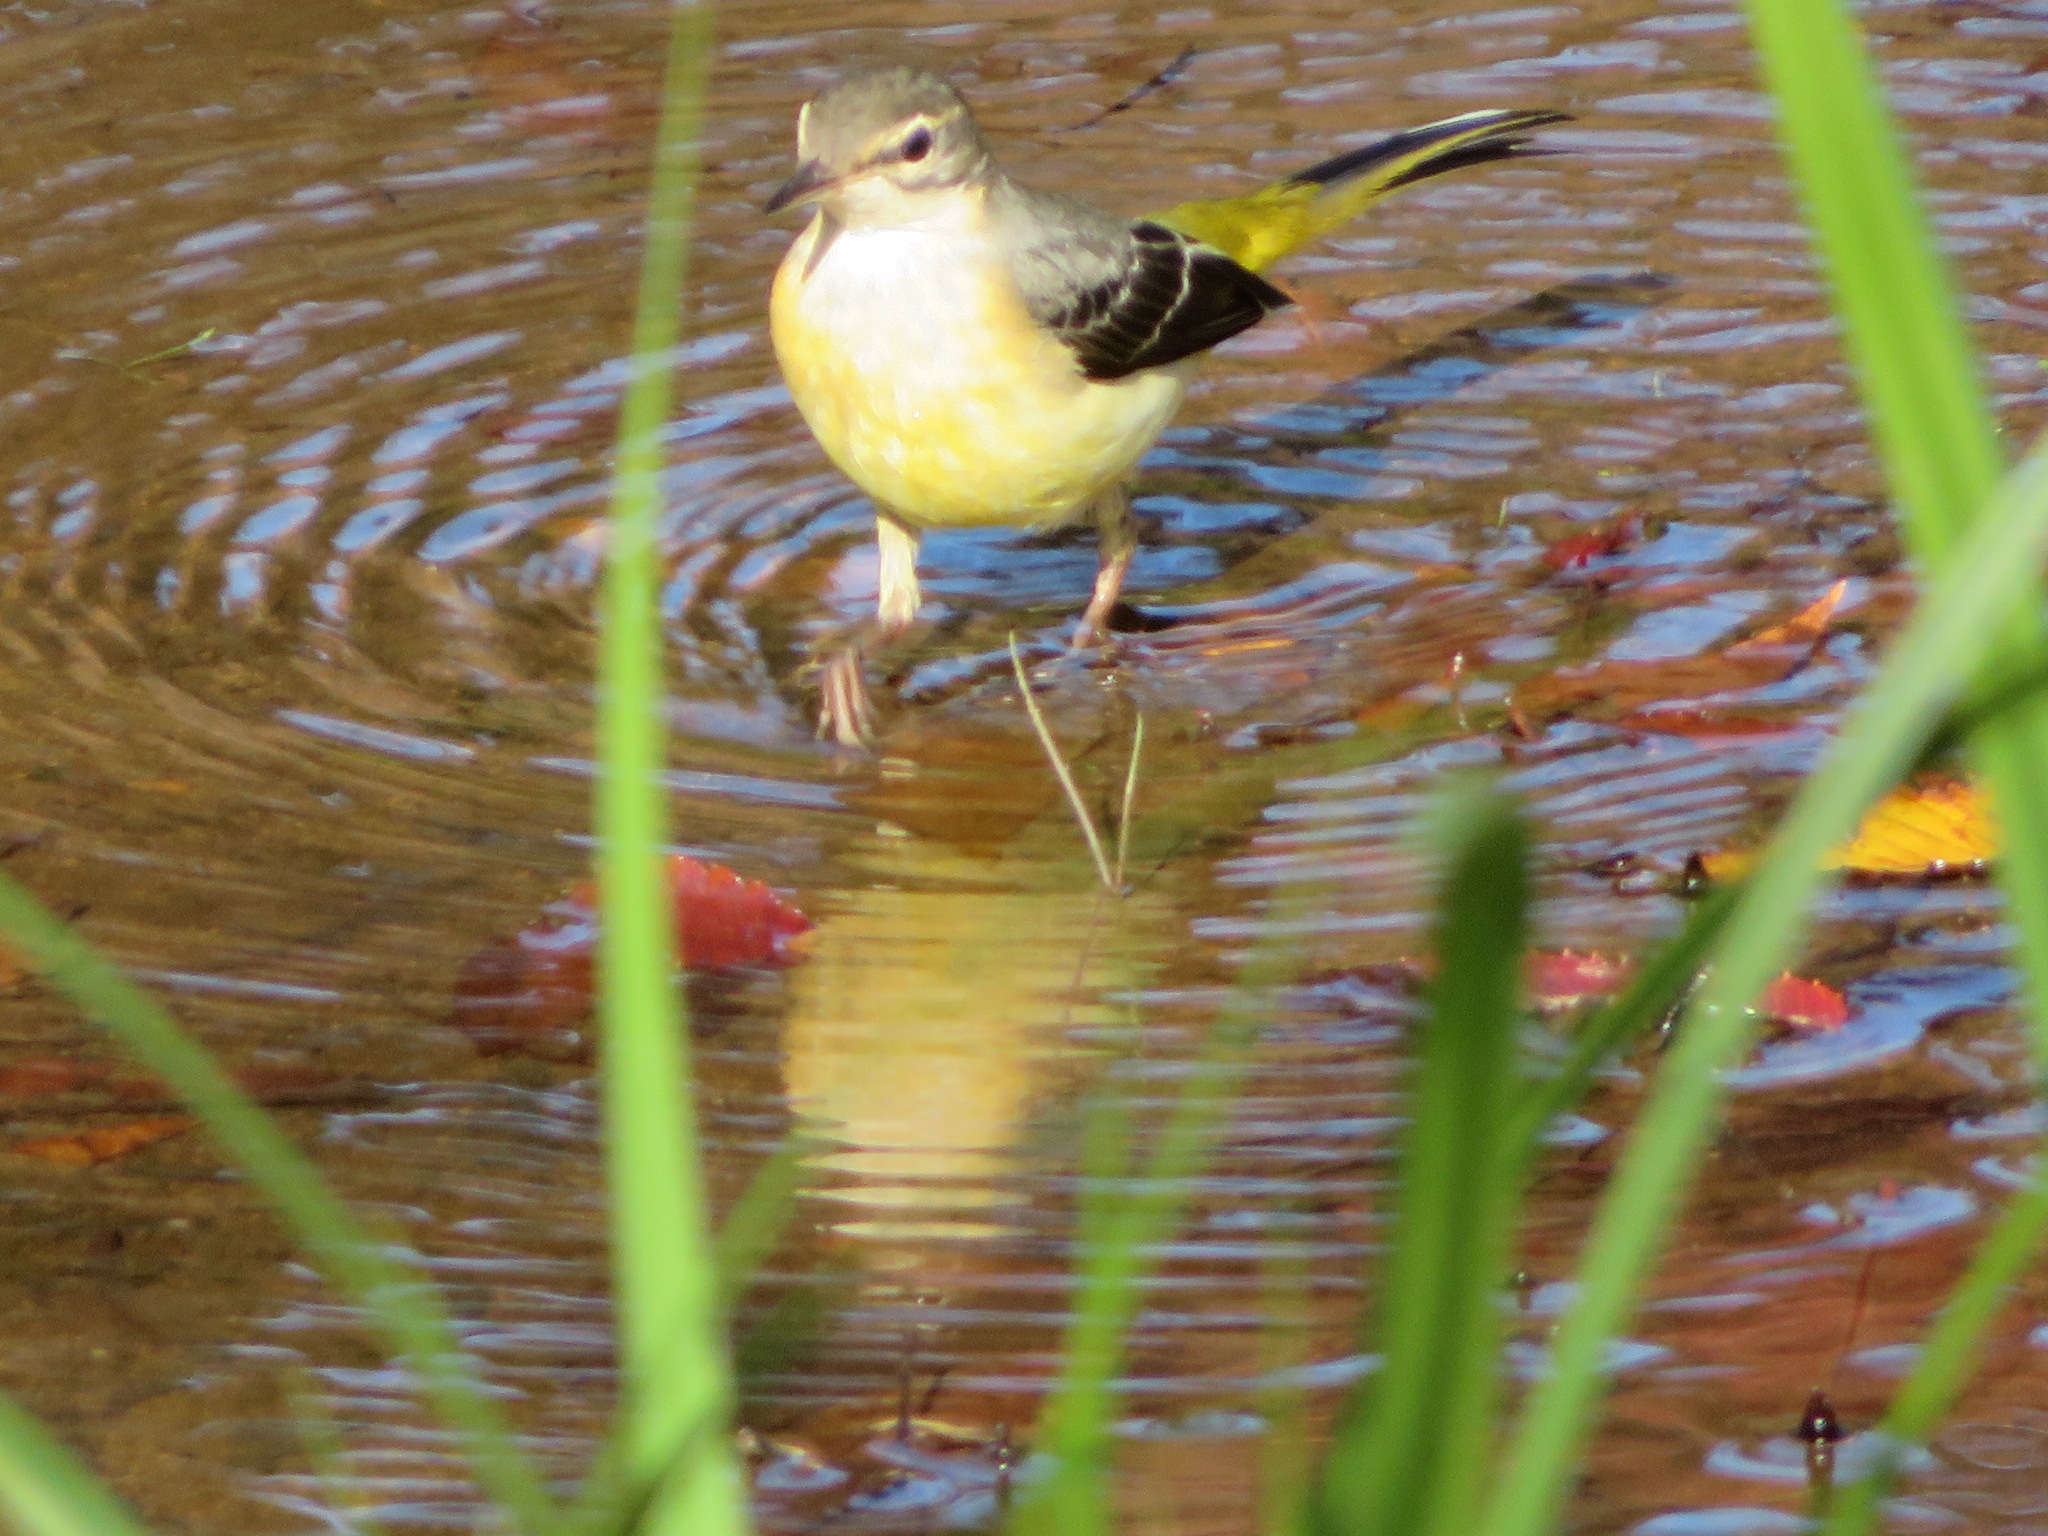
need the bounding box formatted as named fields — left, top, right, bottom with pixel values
left=2, top=0, right=2047, bottom=1531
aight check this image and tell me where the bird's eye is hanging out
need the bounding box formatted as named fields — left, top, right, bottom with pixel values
left=899, top=126, right=934, bottom=162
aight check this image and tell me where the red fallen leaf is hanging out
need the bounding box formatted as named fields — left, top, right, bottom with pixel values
left=1527, top=950, right=1634, bottom=1011
left=1758, top=972, right=1849, bottom=1032
left=451, top=901, right=599, bottom=1056
left=0, top=1058, right=96, bottom=1099
left=452, top=856, right=812, bottom=1053
left=1543, top=515, right=1640, bottom=572
left=666, top=856, right=814, bottom=969
left=13, top=1116, right=195, bottom=1167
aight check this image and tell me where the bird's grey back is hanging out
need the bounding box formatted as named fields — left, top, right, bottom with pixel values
left=993, top=180, right=1136, bottom=318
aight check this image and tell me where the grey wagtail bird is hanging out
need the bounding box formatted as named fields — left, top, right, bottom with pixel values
left=766, top=65, right=1567, bottom=745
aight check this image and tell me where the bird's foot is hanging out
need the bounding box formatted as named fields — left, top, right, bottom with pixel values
left=1069, top=611, right=1115, bottom=653
left=816, top=644, right=876, bottom=749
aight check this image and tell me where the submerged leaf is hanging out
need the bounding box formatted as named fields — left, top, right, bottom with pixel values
left=1542, top=515, right=1640, bottom=572
left=1514, top=580, right=1854, bottom=727
left=0, top=1058, right=89, bottom=1098
left=13, top=1116, right=194, bottom=1167
left=452, top=855, right=812, bottom=1053
left=1526, top=950, right=1633, bottom=1012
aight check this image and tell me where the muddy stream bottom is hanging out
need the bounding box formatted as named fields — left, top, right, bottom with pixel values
left=2, top=0, right=2048, bottom=1530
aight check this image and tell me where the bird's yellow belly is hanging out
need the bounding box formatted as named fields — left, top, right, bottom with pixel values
left=771, top=219, right=1185, bottom=530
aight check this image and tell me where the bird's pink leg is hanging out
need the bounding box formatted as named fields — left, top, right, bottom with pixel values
left=1071, top=489, right=1136, bottom=649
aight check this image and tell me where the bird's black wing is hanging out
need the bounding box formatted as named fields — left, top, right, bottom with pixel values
left=1022, top=219, right=1291, bottom=383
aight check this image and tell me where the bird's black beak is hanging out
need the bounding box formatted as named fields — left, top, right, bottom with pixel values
left=765, top=159, right=835, bottom=213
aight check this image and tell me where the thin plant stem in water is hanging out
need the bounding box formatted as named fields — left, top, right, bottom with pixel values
left=1115, top=710, right=1145, bottom=890
left=1009, top=635, right=1116, bottom=893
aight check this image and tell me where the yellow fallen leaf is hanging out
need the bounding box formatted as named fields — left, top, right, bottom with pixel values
left=1828, top=778, right=1996, bottom=876
left=1697, top=777, right=1996, bottom=885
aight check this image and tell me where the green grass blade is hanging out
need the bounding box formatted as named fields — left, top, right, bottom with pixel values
left=0, top=874, right=559, bottom=1533
left=290, top=1369, right=392, bottom=1536
left=0, top=1389, right=157, bottom=1536
left=1008, top=938, right=1294, bottom=1536
left=1745, top=0, right=2000, bottom=549
left=1484, top=0, right=2048, bottom=1515
left=1257, top=1239, right=1315, bottom=1536
left=566, top=1132, right=813, bottom=1536
left=591, top=5, right=749, bottom=1535
left=715, top=1132, right=814, bottom=1308
left=1480, top=439, right=2048, bottom=1536
left=1507, top=885, right=1738, bottom=1162
left=1315, top=785, right=1529, bottom=1536
left=1751, top=0, right=2048, bottom=1518
left=1820, top=1171, right=2048, bottom=1535
left=1747, top=0, right=2048, bottom=1094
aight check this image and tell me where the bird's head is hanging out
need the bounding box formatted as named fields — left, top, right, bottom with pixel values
left=766, top=66, right=992, bottom=225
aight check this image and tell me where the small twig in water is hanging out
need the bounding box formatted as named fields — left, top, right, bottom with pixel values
left=1061, top=46, right=1198, bottom=131
left=1009, top=635, right=1117, bottom=893
left=124, top=327, right=218, bottom=370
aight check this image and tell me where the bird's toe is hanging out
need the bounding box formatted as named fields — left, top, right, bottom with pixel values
left=816, top=646, right=876, bottom=748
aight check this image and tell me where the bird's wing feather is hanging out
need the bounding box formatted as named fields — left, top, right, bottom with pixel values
left=1012, top=215, right=1290, bottom=383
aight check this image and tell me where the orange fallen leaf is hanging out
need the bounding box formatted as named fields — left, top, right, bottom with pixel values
left=1726, top=579, right=1850, bottom=654
left=1515, top=580, right=1852, bottom=727
left=1195, top=635, right=1296, bottom=659
left=1758, top=973, right=1849, bottom=1032
left=14, top=1116, right=194, bottom=1167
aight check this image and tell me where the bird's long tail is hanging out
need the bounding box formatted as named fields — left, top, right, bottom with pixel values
left=1152, top=108, right=1569, bottom=273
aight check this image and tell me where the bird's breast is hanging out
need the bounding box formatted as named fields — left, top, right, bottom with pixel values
left=771, top=214, right=1185, bottom=529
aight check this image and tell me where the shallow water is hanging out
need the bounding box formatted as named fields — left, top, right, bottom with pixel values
left=1, top=0, right=2046, bottom=1530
